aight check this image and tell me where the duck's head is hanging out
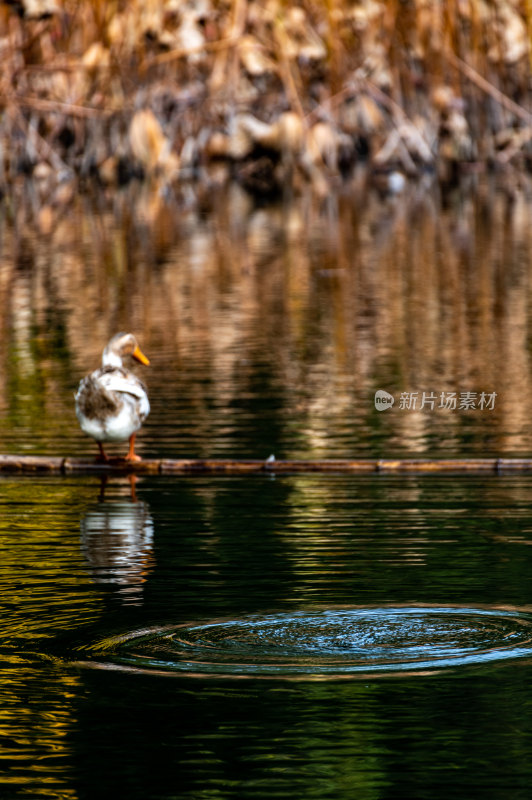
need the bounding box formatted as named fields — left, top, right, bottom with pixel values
left=102, top=333, right=150, bottom=368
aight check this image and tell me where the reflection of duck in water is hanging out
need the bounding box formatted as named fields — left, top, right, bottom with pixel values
left=81, top=477, right=154, bottom=604
left=75, top=333, right=150, bottom=462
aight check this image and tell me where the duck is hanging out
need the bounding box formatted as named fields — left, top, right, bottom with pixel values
left=75, top=333, right=150, bottom=462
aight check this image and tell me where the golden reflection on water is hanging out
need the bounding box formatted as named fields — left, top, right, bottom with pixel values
left=0, top=662, right=78, bottom=797
left=1, top=178, right=532, bottom=456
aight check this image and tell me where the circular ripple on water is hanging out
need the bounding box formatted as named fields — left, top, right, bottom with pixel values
left=79, top=607, right=532, bottom=677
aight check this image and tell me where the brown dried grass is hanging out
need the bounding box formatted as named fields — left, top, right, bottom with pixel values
left=0, top=0, right=531, bottom=195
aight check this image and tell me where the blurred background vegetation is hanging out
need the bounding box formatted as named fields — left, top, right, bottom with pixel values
left=1, top=0, right=532, bottom=202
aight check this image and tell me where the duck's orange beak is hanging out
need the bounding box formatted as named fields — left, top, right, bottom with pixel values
left=132, top=345, right=150, bottom=366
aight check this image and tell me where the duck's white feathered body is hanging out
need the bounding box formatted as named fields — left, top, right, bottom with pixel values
left=75, top=333, right=150, bottom=461
left=76, top=366, right=150, bottom=442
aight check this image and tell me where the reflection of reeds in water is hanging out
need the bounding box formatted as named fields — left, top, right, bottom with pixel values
left=1, top=178, right=532, bottom=456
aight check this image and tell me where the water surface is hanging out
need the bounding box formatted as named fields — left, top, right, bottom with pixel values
left=1, top=473, right=532, bottom=798
left=2, top=179, right=532, bottom=460
left=2, top=180, right=532, bottom=798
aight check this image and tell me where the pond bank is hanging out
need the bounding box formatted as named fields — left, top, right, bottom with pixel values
left=1, top=0, right=532, bottom=204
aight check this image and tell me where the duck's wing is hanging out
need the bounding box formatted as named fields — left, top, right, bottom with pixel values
left=98, top=369, right=148, bottom=401
left=97, top=369, right=150, bottom=419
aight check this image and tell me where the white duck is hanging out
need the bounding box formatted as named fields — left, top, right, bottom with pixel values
left=75, top=333, right=150, bottom=461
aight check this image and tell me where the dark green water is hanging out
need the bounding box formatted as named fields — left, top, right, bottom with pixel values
left=2, top=473, right=532, bottom=798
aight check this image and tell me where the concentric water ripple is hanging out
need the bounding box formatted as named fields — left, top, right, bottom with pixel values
left=77, top=607, right=532, bottom=677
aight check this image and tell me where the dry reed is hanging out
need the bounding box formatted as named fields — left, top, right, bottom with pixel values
left=0, top=0, right=531, bottom=200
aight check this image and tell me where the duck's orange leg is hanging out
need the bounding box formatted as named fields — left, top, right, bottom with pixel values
left=125, top=433, right=141, bottom=462
left=96, top=442, right=108, bottom=462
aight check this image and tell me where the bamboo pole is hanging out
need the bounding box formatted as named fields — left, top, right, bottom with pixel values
left=1, top=455, right=532, bottom=475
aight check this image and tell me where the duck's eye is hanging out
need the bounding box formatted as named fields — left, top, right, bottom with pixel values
left=121, top=339, right=136, bottom=356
